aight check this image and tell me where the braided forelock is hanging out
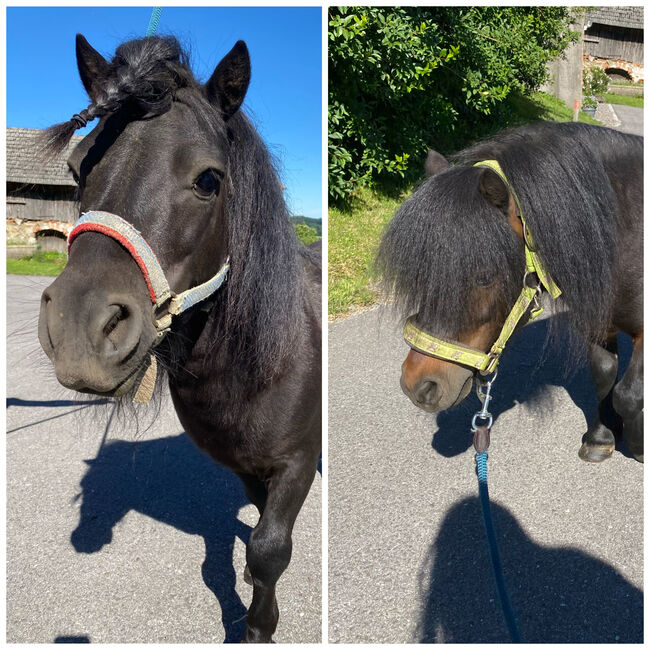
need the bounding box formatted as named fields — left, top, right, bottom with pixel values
left=41, top=36, right=196, bottom=159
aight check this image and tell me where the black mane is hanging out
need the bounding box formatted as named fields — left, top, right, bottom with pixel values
left=43, top=37, right=197, bottom=156
left=377, top=121, right=642, bottom=345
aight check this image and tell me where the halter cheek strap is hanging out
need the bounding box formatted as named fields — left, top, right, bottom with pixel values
left=403, top=160, right=562, bottom=375
left=68, top=210, right=229, bottom=402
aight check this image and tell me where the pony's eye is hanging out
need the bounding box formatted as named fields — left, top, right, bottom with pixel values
left=193, top=169, right=221, bottom=198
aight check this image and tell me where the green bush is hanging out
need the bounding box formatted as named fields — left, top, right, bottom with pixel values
left=583, top=65, right=610, bottom=97
left=328, top=6, right=579, bottom=204
left=293, top=223, right=321, bottom=245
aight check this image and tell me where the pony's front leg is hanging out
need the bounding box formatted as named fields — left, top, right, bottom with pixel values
left=579, top=338, right=621, bottom=462
left=613, top=333, right=643, bottom=462
left=242, top=456, right=316, bottom=643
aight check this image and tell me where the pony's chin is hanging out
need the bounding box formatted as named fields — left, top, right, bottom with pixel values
left=72, top=356, right=149, bottom=399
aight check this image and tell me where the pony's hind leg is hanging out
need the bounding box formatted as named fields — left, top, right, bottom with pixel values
left=242, top=455, right=316, bottom=643
left=579, top=338, right=621, bottom=462
left=613, top=333, right=643, bottom=462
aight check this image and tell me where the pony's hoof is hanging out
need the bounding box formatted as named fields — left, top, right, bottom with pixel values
left=578, top=442, right=614, bottom=462
left=243, top=564, right=253, bottom=585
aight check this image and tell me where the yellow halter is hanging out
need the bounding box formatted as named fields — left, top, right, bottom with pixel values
left=403, top=160, right=562, bottom=375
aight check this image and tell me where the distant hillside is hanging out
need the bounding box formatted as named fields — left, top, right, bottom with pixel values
left=290, top=216, right=322, bottom=236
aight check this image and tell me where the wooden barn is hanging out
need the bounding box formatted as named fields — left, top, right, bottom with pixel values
left=584, top=7, right=644, bottom=83
left=6, top=127, right=83, bottom=253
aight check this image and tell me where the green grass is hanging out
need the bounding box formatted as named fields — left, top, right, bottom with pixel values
left=608, top=80, right=642, bottom=87
left=7, top=250, right=68, bottom=276
left=329, top=187, right=406, bottom=316
left=328, top=91, right=602, bottom=317
left=602, top=92, right=643, bottom=108
left=505, top=91, right=601, bottom=126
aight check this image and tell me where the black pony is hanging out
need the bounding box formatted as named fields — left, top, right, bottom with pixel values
left=38, top=35, right=321, bottom=642
left=377, top=121, right=642, bottom=462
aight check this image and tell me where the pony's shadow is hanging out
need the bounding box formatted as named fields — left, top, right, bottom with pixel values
left=432, top=316, right=633, bottom=457
left=417, top=496, right=643, bottom=643
left=70, top=433, right=252, bottom=643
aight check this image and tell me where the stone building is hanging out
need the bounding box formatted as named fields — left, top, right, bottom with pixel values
left=584, top=7, right=644, bottom=82
left=6, top=127, right=82, bottom=252
left=542, top=7, right=643, bottom=109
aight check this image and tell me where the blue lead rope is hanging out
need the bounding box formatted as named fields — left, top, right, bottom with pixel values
left=476, top=451, right=522, bottom=643
left=145, top=7, right=163, bottom=37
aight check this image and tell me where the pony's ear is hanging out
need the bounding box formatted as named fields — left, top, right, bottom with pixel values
left=205, top=41, right=251, bottom=120
left=424, top=150, right=450, bottom=177
left=478, top=167, right=511, bottom=216
left=76, top=34, right=110, bottom=103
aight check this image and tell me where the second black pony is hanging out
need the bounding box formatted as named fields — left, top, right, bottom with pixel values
left=38, top=34, right=321, bottom=642
left=377, top=121, right=642, bottom=462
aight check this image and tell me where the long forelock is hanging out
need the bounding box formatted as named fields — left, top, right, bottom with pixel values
left=100, top=36, right=197, bottom=117
left=376, top=167, right=524, bottom=338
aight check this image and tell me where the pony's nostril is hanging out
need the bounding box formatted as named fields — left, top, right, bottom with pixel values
left=415, top=380, right=438, bottom=406
left=103, top=305, right=128, bottom=337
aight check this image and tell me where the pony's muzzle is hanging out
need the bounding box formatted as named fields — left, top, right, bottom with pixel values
left=38, top=280, right=148, bottom=395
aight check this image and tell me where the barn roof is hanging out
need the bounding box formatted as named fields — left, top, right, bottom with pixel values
left=586, top=7, right=644, bottom=31
left=6, top=127, right=84, bottom=187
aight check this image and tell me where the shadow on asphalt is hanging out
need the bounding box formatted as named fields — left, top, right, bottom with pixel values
left=417, top=496, right=643, bottom=643
left=431, top=316, right=634, bottom=459
left=54, top=636, right=90, bottom=643
left=7, top=397, right=112, bottom=408
left=69, top=433, right=253, bottom=643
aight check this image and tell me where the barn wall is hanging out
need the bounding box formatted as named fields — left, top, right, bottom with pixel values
left=6, top=183, right=78, bottom=223
left=584, top=25, right=643, bottom=64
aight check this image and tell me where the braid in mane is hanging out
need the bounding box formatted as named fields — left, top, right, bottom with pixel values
left=41, top=36, right=196, bottom=158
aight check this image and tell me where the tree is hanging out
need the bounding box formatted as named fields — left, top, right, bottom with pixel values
left=328, top=6, right=579, bottom=203
left=293, top=223, right=321, bottom=245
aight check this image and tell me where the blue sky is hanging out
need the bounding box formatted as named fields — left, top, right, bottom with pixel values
left=6, top=6, right=322, bottom=220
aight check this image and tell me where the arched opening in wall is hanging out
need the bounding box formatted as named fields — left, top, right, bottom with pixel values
left=36, top=229, right=68, bottom=253
left=605, top=68, right=632, bottom=83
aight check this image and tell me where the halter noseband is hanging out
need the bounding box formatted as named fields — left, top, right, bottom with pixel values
left=403, top=160, right=562, bottom=375
left=68, top=210, right=229, bottom=401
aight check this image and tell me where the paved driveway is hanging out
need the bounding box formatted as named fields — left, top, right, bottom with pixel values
left=328, top=306, right=642, bottom=643
left=613, top=103, right=643, bottom=136
left=6, top=275, right=321, bottom=643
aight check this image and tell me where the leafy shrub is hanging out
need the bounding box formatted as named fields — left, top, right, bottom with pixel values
left=293, top=223, right=321, bottom=245
left=328, top=6, right=579, bottom=204
left=583, top=65, right=610, bottom=99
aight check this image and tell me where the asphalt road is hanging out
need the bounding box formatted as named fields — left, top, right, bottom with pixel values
left=6, top=275, right=321, bottom=644
left=612, top=103, right=643, bottom=136
left=328, top=306, right=642, bottom=643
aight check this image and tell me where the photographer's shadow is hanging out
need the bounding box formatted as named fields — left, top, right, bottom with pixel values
left=417, top=497, right=643, bottom=643
left=432, top=316, right=633, bottom=457
left=71, top=433, right=252, bottom=642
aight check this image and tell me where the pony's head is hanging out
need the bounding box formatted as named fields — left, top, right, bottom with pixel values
left=377, top=150, right=526, bottom=412
left=38, top=34, right=250, bottom=397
